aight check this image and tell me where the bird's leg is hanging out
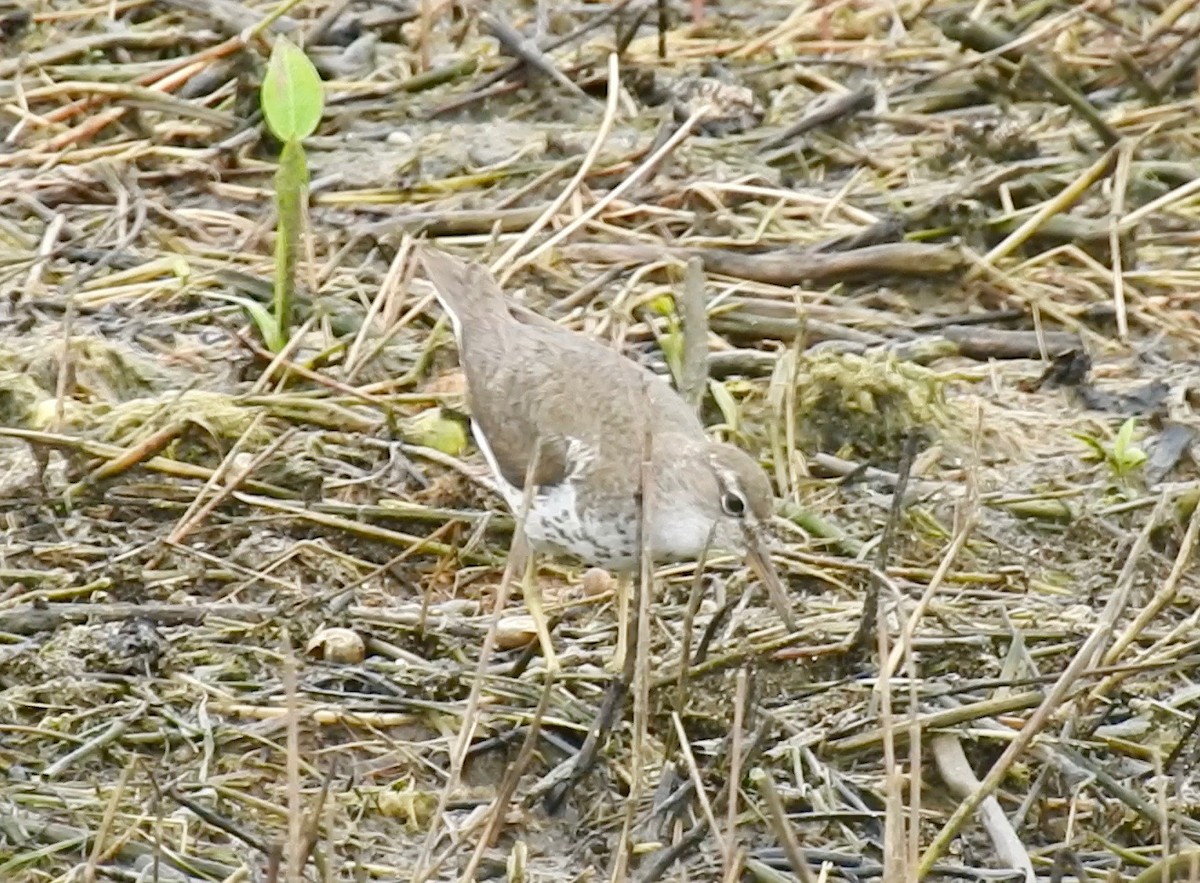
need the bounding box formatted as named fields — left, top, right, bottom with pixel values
left=545, top=575, right=636, bottom=812
left=607, top=572, right=631, bottom=674
left=521, top=550, right=560, bottom=675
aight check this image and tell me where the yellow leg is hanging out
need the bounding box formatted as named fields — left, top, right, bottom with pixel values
left=522, top=553, right=560, bottom=675
left=607, top=573, right=630, bottom=674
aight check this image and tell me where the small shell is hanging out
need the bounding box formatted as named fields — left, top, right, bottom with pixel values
left=306, top=627, right=365, bottom=664
left=580, top=567, right=615, bottom=597
left=669, top=75, right=764, bottom=136
left=495, top=615, right=538, bottom=650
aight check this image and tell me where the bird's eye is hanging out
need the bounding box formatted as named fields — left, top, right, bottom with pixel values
left=721, top=492, right=747, bottom=517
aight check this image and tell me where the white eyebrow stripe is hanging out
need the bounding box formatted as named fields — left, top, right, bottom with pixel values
left=711, top=465, right=742, bottom=495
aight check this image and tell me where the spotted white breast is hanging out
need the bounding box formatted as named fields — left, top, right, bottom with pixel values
left=471, top=419, right=717, bottom=570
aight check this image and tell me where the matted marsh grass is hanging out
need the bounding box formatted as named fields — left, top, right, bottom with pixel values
left=2, top=0, right=1200, bottom=881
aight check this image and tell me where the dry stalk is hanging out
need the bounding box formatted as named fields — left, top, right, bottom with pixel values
left=917, top=495, right=1169, bottom=876
left=671, top=712, right=729, bottom=869
left=491, top=51, right=621, bottom=279
left=413, top=441, right=547, bottom=882
left=517, top=105, right=708, bottom=270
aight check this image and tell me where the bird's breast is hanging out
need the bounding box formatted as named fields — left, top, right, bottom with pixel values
left=524, top=482, right=640, bottom=569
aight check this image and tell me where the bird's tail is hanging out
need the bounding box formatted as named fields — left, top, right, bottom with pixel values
left=418, top=247, right=508, bottom=334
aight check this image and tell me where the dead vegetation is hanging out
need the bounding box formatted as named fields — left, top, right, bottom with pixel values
left=2, top=0, right=1200, bottom=880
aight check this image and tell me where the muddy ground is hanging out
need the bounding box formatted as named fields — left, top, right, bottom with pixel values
left=2, top=1, right=1200, bottom=881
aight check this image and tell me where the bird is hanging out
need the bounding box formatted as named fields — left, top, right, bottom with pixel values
left=418, top=246, right=794, bottom=672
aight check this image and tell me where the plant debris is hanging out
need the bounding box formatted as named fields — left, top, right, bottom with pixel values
left=2, top=1, right=1200, bottom=881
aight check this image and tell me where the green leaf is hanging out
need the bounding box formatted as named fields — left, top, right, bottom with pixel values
left=261, top=36, right=324, bottom=142
left=648, top=294, right=676, bottom=317
left=1123, top=448, right=1148, bottom=469
left=1114, top=417, right=1137, bottom=460
left=209, top=292, right=286, bottom=352
left=709, top=379, right=741, bottom=431
left=404, top=408, right=467, bottom=455
left=659, top=321, right=683, bottom=386
left=1072, top=432, right=1106, bottom=462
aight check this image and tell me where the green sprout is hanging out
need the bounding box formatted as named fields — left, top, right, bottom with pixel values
left=233, top=36, right=324, bottom=352
left=1075, top=416, right=1148, bottom=481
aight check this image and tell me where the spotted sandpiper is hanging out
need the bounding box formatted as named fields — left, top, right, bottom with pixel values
left=419, top=247, right=794, bottom=671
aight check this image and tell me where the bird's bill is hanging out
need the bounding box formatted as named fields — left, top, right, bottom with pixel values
left=745, top=535, right=795, bottom=631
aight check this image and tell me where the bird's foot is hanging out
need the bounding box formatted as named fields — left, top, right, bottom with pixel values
left=522, top=559, right=560, bottom=676
left=606, top=573, right=630, bottom=673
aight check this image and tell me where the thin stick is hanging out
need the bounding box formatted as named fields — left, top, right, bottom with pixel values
left=610, top=572, right=630, bottom=674
left=930, top=734, right=1035, bottom=882
left=612, top=388, right=657, bottom=881
left=678, top=255, right=709, bottom=411
left=54, top=261, right=76, bottom=432
left=906, top=624, right=922, bottom=882
left=461, top=676, right=555, bottom=879
left=853, top=434, right=918, bottom=653
left=491, top=52, right=620, bottom=279
left=83, top=755, right=136, bottom=883
left=283, top=632, right=302, bottom=883
left=522, top=547, right=559, bottom=674
left=167, top=420, right=293, bottom=545
left=480, top=11, right=588, bottom=100
left=1108, top=140, right=1134, bottom=340
left=1118, top=170, right=1200, bottom=231
left=917, top=495, right=1168, bottom=877
left=516, top=107, right=707, bottom=271
left=25, top=211, right=65, bottom=298
left=417, top=0, right=432, bottom=73
left=1100, top=493, right=1200, bottom=671
left=42, top=703, right=148, bottom=779
left=754, top=768, right=814, bottom=883
left=723, top=668, right=748, bottom=879
left=344, top=237, right=410, bottom=381
left=412, top=446, right=546, bottom=882
left=672, top=712, right=730, bottom=869
left=967, top=147, right=1117, bottom=280
left=884, top=500, right=977, bottom=680
left=877, top=572, right=904, bottom=881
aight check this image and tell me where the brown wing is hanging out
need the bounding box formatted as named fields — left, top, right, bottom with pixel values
left=471, top=401, right=572, bottom=490
left=460, top=315, right=704, bottom=495
left=459, top=322, right=576, bottom=490
left=426, top=247, right=707, bottom=493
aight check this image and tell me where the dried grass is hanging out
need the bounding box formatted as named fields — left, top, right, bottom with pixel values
left=2, top=0, right=1200, bottom=881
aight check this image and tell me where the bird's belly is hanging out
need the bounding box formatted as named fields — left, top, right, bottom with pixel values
left=498, top=482, right=717, bottom=571
left=488, top=477, right=636, bottom=569
left=474, top=420, right=716, bottom=568
left=472, top=419, right=636, bottom=567
left=524, top=483, right=639, bottom=569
